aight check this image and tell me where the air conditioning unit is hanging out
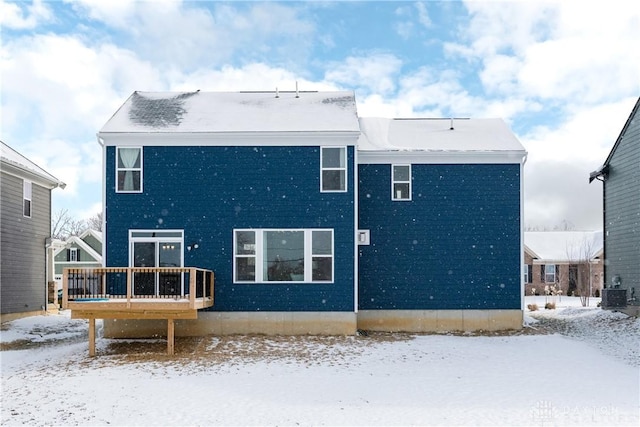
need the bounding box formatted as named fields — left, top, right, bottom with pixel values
left=601, top=288, right=627, bottom=309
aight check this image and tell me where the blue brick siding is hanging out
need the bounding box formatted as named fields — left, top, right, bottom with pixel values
left=105, top=145, right=356, bottom=312
left=358, top=163, right=521, bottom=310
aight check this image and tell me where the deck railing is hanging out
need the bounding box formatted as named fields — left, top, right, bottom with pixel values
left=62, top=267, right=214, bottom=309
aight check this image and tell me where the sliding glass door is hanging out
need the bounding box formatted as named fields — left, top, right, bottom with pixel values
left=129, top=231, right=184, bottom=296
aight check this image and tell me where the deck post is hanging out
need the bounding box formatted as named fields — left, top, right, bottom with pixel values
left=167, top=318, right=175, bottom=355
left=88, top=318, right=96, bottom=357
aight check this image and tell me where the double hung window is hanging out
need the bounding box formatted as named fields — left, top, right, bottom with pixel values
left=116, top=147, right=142, bottom=192
left=23, top=180, right=32, bottom=217
left=392, top=165, right=411, bottom=200
left=321, top=147, right=346, bottom=192
left=523, top=264, right=532, bottom=283
left=543, top=264, right=556, bottom=283
left=234, top=229, right=334, bottom=283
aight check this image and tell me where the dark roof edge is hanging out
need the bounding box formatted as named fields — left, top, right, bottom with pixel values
left=589, top=96, right=640, bottom=183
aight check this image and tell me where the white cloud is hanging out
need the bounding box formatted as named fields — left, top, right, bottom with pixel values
left=68, top=1, right=316, bottom=70
left=1, top=33, right=162, bottom=142
left=0, top=0, right=52, bottom=29
left=325, top=54, right=403, bottom=95
left=460, top=0, right=640, bottom=104
left=523, top=97, right=638, bottom=166
left=415, top=2, right=432, bottom=28
left=66, top=0, right=138, bottom=29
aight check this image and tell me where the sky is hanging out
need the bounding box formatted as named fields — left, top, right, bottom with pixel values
left=1, top=0, right=639, bottom=230
left=2, top=296, right=639, bottom=426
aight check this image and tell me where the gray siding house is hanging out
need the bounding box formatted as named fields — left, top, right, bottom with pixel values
left=590, top=97, right=640, bottom=316
left=1, top=141, right=65, bottom=322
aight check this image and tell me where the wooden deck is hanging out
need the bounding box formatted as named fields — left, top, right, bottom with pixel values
left=62, top=267, right=214, bottom=356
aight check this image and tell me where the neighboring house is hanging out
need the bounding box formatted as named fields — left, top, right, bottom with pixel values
left=590, top=97, right=640, bottom=316
left=523, top=231, right=604, bottom=297
left=92, top=90, right=526, bottom=338
left=53, top=228, right=102, bottom=286
left=1, top=141, right=65, bottom=322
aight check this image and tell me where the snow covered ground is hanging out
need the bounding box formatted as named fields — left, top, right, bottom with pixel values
left=1, top=297, right=638, bottom=426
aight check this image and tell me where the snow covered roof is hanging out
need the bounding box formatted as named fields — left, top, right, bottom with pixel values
left=357, top=117, right=527, bottom=164
left=525, top=231, right=603, bottom=262
left=1, top=141, right=66, bottom=189
left=99, top=91, right=360, bottom=135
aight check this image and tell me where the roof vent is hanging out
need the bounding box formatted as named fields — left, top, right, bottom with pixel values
left=296, top=81, right=299, bottom=98
left=450, top=117, right=454, bottom=130
left=275, top=87, right=279, bottom=98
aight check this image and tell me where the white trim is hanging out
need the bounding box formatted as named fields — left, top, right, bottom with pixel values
left=353, top=146, right=359, bottom=313
left=520, top=161, right=525, bottom=311
left=22, top=179, right=32, bottom=218
left=391, top=164, right=411, bottom=201
left=320, top=146, right=347, bottom=193
left=99, top=132, right=359, bottom=147
left=233, top=228, right=334, bottom=284
left=99, top=136, right=106, bottom=267
left=128, top=229, right=185, bottom=296
left=115, top=146, right=143, bottom=193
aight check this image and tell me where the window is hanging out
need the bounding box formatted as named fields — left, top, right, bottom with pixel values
left=321, top=147, right=346, bottom=192
left=23, top=180, right=32, bottom=217
left=544, top=264, right=556, bottom=283
left=69, top=248, right=79, bottom=262
left=116, top=147, right=142, bottom=192
left=524, top=264, right=532, bottom=283
left=392, top=165, right=411, bottom=200
left=234, top=229, right=334, bottom=283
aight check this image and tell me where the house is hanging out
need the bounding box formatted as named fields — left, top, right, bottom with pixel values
left=65, top=90, right=526, bottom=346
left=1, top=141, right=65, bottom=322
left=523, top=231, right=604, bottom=298
left=53, top=228, right=102, bottom=299
left=54, top=229, right=102, bottom=282
left=590, top=97, right=640, bottom=316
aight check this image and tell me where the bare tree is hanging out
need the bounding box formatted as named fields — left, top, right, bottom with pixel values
left=67, top=219, right=87, bottom=237
left=51, top=208, right=73, bottom=239
left=86, top=212, right=103, bottom=232
left=51, top=208, right=87, bottom=239
left=565, top=236, right=597, bottom=307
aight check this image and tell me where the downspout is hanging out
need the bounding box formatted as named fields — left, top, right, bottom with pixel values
left=520, top=152, right=528, bottom=325
left=97, top=134, right=106, bottom=268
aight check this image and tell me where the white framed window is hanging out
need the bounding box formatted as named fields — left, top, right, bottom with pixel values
left=69, top=248, right=78, bottom=262
left=23, top=180, right=32, bottom=217
left=392, top=164, right=411, bottom=201
left=116, top=147, right=142, bottom=193
left=234, top=229, right=334, bottom=283
left=523, top=264, right=532, bottom=283
left=544, top=264, right=556, bottom=283
left=321, top=147, right=347, bottom=192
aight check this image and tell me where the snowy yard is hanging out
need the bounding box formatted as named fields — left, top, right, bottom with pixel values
left=1, top=297, right=638, bottom=426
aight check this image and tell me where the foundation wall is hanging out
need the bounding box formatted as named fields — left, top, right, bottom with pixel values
left=0, top=309, right=46, bottom=324
left=357, top=309, right=523, bottom=332
left=103, top=311, right=357, bottom=338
